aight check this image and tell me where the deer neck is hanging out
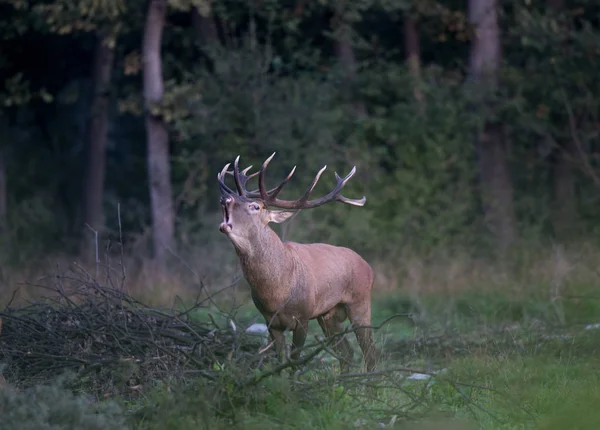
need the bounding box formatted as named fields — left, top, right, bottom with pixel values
left=232, top=225, right=295, bottom=294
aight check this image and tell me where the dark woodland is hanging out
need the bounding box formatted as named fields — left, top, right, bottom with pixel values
left=1, top=0, right=600, bottom=428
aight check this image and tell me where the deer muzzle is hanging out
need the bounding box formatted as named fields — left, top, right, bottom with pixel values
left=219, top=196, right=233, bottom=234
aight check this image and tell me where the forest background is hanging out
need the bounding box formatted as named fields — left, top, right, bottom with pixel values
left=2, top=1, right=600, bottom=428
left=0, top=0, right=599, bottom=301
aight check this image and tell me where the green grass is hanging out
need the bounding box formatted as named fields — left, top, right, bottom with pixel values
left=4, top=286, right=600, bottom=429
left=120, top=328, right=600, bottom=429
left=438, top=344, right=600, bottom=429
left=112, top=288, right=600, bottom=430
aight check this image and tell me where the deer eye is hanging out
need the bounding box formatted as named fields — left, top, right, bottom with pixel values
left=249, top=203, right=260, bottom=211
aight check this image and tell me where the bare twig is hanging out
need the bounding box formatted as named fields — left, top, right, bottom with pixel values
left=0, top=270, right=262, bottom=392
left=117, top=202, right=127, bottom=289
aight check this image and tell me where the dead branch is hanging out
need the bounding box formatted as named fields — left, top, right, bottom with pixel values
left=0, top=270, right=262, bottom=393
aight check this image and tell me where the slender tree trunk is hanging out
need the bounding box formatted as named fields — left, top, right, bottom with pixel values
left=0, top=148, right=6, bottom=232
left=547, top=0, right=564, bottom=9
left=477, top=123, right=515, bottom=244
left=143, top=0, right=174, bottom=267
left=404, top=15, right=423, bottom=104
left=81, top=30, right=115, bottom=247
left=0, top=116, right=8, bottom=233
left=547, top=0, right=578, bottom=239
left=468, top=0, right=516, bottom=249
left=191, top=6, right=219, bottom=47
left=552, top=140, right=578, bottom=238
left=332, top=3, right=366, bottom=118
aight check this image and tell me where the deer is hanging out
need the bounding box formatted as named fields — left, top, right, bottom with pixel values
left=217, top=152, right=376, bottom=373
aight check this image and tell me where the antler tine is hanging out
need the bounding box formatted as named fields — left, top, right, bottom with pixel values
left=251, top=152, right=298, bottom=200
left=267, top=165, right=297, bottom=199
left=219, top=163, right=231, bottom=178
left=233, top=155, right=247, bottom=197
left=241, top=166, right=255, bottom=176
left=332, top=167, right=366, bottom=206
left=220, top=156, right=261, bottom=196
left=222, top=153, right=291, bottom=198
left=218, top=163, right=236, bottom=195
left=266, top=165, right=366, bottom=210
left=220, top=153, right=365, bottom=209
left=243, top=165, right=295, bottom=198
left=295, top=165, right=327, bottom=204
left=337, top=194, right=367, bottom=206
left=258, top=152, right=276, bottom=200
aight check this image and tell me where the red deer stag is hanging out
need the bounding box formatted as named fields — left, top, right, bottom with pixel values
left=217, top=153, right=376, bottom=372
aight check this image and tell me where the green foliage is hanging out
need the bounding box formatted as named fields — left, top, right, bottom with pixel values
left=361, top=66, right=478, bottom=255
left=0, top=0, right=599, bottom=265
left=0, top=73, right=52, bottom=107
left=3, top=277, right=600, bottom=429
left=32, top=0, right=126, bottom=34
left=0, top=194, right=73, bottom=266
left=440, top=345, right=600, bottom=429
left=130, top=367, right=378, bottom=430
left=125, top=306, right=600, bottom=430
left=0, top=375, right=126, bottom=430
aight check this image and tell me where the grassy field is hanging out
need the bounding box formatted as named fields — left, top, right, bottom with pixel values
left=122, top=290, right=600, bottom=430
left=2, top=248, right=600, bottom=429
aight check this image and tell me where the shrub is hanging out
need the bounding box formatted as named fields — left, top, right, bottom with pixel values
left=0, top=375, right=126, bottom=430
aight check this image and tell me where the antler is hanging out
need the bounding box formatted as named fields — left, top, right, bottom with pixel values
left=217, top=152, right=366, bottom=209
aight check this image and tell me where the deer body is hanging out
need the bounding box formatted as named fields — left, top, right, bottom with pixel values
left=218, top=153, right=376, bottom=372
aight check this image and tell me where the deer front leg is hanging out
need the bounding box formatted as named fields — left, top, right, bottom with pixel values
left=269, top=328, right=286, bottom=363
left=290, top=321, right=308, bottom=362
left=317, top=307, right=354, bottom=373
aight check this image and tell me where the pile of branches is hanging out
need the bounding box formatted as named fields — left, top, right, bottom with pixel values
left=0, top=269, right=263, bottom=393
left=0, top=270, right=512, bottom=426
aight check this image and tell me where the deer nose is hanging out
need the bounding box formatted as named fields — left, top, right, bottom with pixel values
left=220, top=196, right=234, bottom=206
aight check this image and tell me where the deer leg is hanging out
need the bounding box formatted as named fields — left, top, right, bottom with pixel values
left=317, top=306, right=354, bottom=373
left=290, top=321, right=308, bottom=362
left=269, top=328, right=286, bottom=362
left=347, top=302, right=377, bottom=372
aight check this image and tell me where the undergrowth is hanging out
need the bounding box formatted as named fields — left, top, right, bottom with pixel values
left=4, top=328, right=599, bottom=429
left=2, top=242, right=600, bottom=429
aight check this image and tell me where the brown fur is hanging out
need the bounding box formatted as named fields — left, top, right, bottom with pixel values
left=220, top=196, right=376, bottom=372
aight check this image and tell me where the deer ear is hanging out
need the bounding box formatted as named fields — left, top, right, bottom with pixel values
left=266, top=209, right=296, bottom=224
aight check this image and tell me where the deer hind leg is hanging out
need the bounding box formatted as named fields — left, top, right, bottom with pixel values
left=347, top=302, right=377, bottom=372
left=317, top=305, right=354, bottom=373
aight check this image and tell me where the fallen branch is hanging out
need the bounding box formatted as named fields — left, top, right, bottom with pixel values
left=0, top=269, right=262, bottom=392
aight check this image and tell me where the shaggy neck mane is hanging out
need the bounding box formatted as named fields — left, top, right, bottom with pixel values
left=232, top=224, right=295, bottom=291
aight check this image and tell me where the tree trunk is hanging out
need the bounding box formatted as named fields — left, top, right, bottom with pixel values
left=143, top=0, right=174, bottom=267
left=547, top=0, right=564, bottom=9
left=468, top=0, right=516, bottom=249
left=547, top=0, right=578, bottom=240
left=476, top=123, right=515, bottom=246
left=0, top=148, right=6, bottom=232
left=332, top=3, right=366, bottom=118
left=81, top=30, right=115, bottom=247
left=552, top=140, right=578, bottom=239
left=191, top=6, right=219, bottom=47
left=0, top=116, right=8, bottom=233
left=404, top=15, right=423, bottom=104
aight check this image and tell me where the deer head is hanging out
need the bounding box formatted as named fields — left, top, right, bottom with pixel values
left=217, top=152, right=366, bottom=250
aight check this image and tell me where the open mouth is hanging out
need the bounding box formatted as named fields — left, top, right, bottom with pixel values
left=219, top=200, right=233, bottom=233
